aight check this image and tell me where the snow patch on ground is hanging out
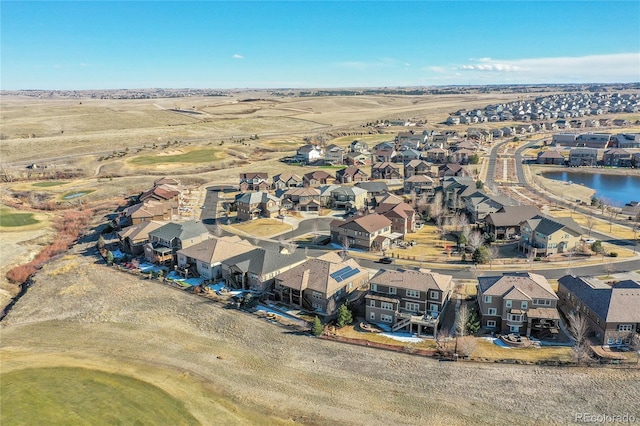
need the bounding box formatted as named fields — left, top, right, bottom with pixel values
left=380, top=332, right=424, bottom=343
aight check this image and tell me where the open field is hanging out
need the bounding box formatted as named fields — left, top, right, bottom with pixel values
left=1, top=367, right=199, bottom=426
left=128, top=147, right=227, bottom=166
left=226, top=218, right=293, bottom=238
left=0, top=207, right=40, bottom=227
left=2, top=251, right=639, bottom=425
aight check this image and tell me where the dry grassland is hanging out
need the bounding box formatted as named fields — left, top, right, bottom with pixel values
left=2, top=252, right=639, bottom=425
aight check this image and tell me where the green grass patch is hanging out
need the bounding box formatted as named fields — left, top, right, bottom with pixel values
left=319, top=165, right=346, bottom=170
left=32, top=181, right=68, bottom=188
left=1, top=367, right=199, bottom=426
left=129, top=148, right=225, bottom=165
left=0, top=208, right=40, bottom=227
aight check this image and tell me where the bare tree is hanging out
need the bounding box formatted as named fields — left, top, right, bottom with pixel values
left=458, top=336, right=478, bottom=358
left=430, top=192, right=444, bottom=222
left=467, top=230, right=484, bottom=252
left=455, top=304, right=470, bottom=338
left=416, top=193, right=429, bottom=218
left=452, top=213, right=469, bottom=234
left=436, top=328, right=454, bottom=357
left=567, top=311, right=592, bottom=364
left=310, top=220, right=319, bottom=244
left=487, top=245, right=500, bottom=269
left=584, top=215, right=596, bottom=237
left=340, top=236, right=350, bottom=261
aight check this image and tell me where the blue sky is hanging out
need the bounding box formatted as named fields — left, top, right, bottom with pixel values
left=2, top=1, right=639, bottom=90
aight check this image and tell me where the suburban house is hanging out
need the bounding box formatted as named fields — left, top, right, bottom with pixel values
left=355, top=181, right=389, bottom=201
left=272, top=172, right=303, bottom=190
left=441, top=176, right=477, bottom=211
left=144, top=220, right=210, bottom=265
left=176, top=235, right=256, bottom=280
left=303, top=170, right=334, bottom=187
left=118, top=220, right=166, bottom=255
left=330, top=214, right=395, bottom=251
left=602, top=148, right=632, bottom=167
left=336, top=166, right=369, bottom=184
left=346, top=151, right=372, bottom=166
left=464, top=191, right=518, bottom=223
left=324, top=144, right=346, bottom=165
left=372, top=142, right=397, bottom=162
left=222, top=247, right=307, bottom=292
left=119, top=199, right=176, bottom=227
left=518, top=214, right=583, bottom=257
left=371, top=162, right=402, bottom=180
left=329, top=186, right=368, bottom=211
left=349, top=140, right=369, bottom=153
left=397, top=149, right=422, bottom=163
left=273, top=252, right=368, bottom=317
left=404, top=174, right=435, bottom=196
left=558, top=274, right=640, bottom=346
left=403, top=159, right=431, bottom=178
left=366, top=268, right=454, bottom=337
left=296, top=144, right=324, bottom=164
left=239, top=172, right=269, bottom=192
left=375, top=200, right=416, bottom=236
left=139, top=178, right=182, bottom=203
left=236, top=191, right=283, bottom=221
left=280, top=187, right=321, bottom=212
left=568, top=148, right=599, bottom=166
left=449, top=148, right=475, bottom=164
left=477, top=272, right=561, bottom=338
left=438, top=163, right=470, bottom=178
left=536, top=150, right=566, bottom=165
left=484, top=205, right=541, bottom=240
left=423, top=147, right=448, bottom=163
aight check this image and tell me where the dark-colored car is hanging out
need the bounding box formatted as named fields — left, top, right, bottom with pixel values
left=378, top=257, right=393, bottom=264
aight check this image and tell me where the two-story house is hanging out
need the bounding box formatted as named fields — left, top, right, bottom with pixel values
left=239, top=172, right=269, bottom=192
left=303, top=170, right=334, bottom=187
left=371, top=162, right=402, bottom=180
left=375, top=201, right=416, bottom=236
left=602, top=148, right=632, bottom=167
left=329, top=186, right=368, bottom=211
left=366, top=268, right=454, bottom=337
left=296, top=144, right=324, bottom=164
left=330, top=214, right=395, bottom=251
left=568, top=147, right=599, bottom=166
left=118, top=220, right=166, bottom=255
left=558, top=274, right=640, bottom=347
left=403, top=159, right=431, bottom=178
left=274, top=252, right=368, bottom=317
left=404, top=175, right=435, bottom=196
left=144, top=220, right=210, bottom=265
left=335, top=166, right=369, bottom=184
left=280, top=187, right=321, bottom=212
left=518, top=214, right=583, bottom=257
left=324, top=144, right=346, bottom=165
left=119, top=199, right=176, bottom=227
left=372, top=142, right=397, bottom=162
left=176, top=235, right=256, bottom=280
left=236, top=191, right=283, bottom=221
left=477, top=272, right=560, bottom=338
left=272, top=172, right=303, bottom=190
left=484, top=205, right=540, bottom=240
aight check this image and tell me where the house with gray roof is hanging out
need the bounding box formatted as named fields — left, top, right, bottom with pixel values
left=464, top=191, right=518, bottom=223
left=274, top=252, right=368, bottom=317
left=477, top=272, right=560, bottom=338
left=366, top=268, right=454, bottom=337
left=329, top=185, right=368, bottom=211
left=484, top=205, right=540, bottom=240
left=144, top=220, right=210, bottom=264
left=236, top=191, right=283, bottom=221
left=222, top=247, right=307, bottom=292
left=118, top=220, right=166, bottom=256
left=558, top=274, right=640, bottom=346
left=518, top=214, right=583, bottom=257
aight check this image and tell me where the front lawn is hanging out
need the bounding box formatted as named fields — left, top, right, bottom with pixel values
left=227, top=218, right=292, bottom=238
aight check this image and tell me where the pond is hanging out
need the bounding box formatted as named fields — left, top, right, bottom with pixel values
left=542, top=171, right=640, bottom=205
left=62, top=190, right=94, bottom=200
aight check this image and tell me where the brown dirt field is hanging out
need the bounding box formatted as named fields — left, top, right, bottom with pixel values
left=2, top=249, right=639, bottom=425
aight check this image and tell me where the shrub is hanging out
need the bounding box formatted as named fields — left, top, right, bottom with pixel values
left=311, top=316, right=323, bottom=336
left=336, top=303, right=353, bottom=328
left=534, top=257, right=542, bottom=262
left=609, top=252, right=618, bottom=257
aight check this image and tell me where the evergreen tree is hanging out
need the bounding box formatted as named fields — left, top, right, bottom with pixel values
left=311, top=316, right=323, bottom=336
left=336, top=303, right=353, bottom=328
left=105, top=250, right=114, bottom=265
left=467, top=308, right=481, bottom=334
left=472, top=246, right=490, bottom=264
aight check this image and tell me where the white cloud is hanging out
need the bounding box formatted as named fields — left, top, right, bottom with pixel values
left=452, top=53, right=640, bottom=83
left=232, top=54, right=244, bottom=59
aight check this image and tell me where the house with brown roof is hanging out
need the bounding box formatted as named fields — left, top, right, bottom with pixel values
left=239, top=172, right=269, bottom=192
left=144, top=221, right=211, bottom=265
left=602, top=148, right=632, bottom=167
left=236, top=191, right=283, bottom=221
left=176, top=235, right=257, bottom=280
left=303, top=170, right=334, bottom=187
left=403, top=174, right=435, bottom=196
left=376, top=201, right=416, bottom=236
left=118, top=220, right=166, bottom=255
left=518, top=214, right=583, bottom=257
left=280, top=187, right=321, bottom=212
left=336, top=166, right=369, bottom=184
left=484, top=205, right=541, bottom=240
left=558, top=274, right=640, bottom=346
left=274, top=253, right=369, bottom=317
left=536, top=150, right=566, bottom=165
left=403, top=159, right=431, bottom=178
left=371, top=162, right=401, bottom=180
left=272, top=172, right=303, bottom=190
left=449, top=148, right=475, bottom=164
left=438, top=163, right=470, bottom=178
left=423, top=147, right=448, bottom=163
left=372, top=142, right=397, bottom=162
left=139, top=181, right=182, bottom=203
left=330, top=214, right=395, bottom=251
left=346, top=151, right=372, bottom=166
left=477, top=272, right=560, bottom=338
left=366, top=268, right=454, bottom=337
left=119, top=199, right=176, bottom=227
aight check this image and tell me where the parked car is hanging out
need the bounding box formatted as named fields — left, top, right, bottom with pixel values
left=378, top=257, right=393, bottom=264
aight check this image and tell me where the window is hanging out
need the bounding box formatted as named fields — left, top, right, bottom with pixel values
left=388, top=287, right=396, bottom=295
left=405, top=302, right=420, bottom=312
left=369, top=312, right=375, bottom=321
left=510, top=325, right=520, bottom=333
left=407, top=289, right=420, bottom=298
left=521, top=301, right=528, bottom=310
left=370, top=284, right=377, bottom=292
left=508, top=314, right=523, bottom=322
left=487, top=320, right=497, bottom=328
left=381, top=302, right=394, bottom=311
left=505, top=300, right=512, bottom=308
left=534, top=299, right=551, bottom=306
left=380, top=314, right=393, bottom=323
left=312, top=291, right=322, bottom=300
left=484, top=295, right=492, bottom=303
left=607, top=337, right=614, bottom=345
left=369, top=299, right=376, bottom=307
left=488, top=308, right=497, bottom=316
left=429, top=304, right=439, bottom=313
left=430, top=291, right=438, bottom=300
left=618, top=324, right=633, bottom=332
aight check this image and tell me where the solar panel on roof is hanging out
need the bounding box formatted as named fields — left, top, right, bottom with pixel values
left=330, top=266, right=361, bottom=282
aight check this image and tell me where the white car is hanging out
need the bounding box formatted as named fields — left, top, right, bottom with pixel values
left=583, top=238, right=596, bottom=244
